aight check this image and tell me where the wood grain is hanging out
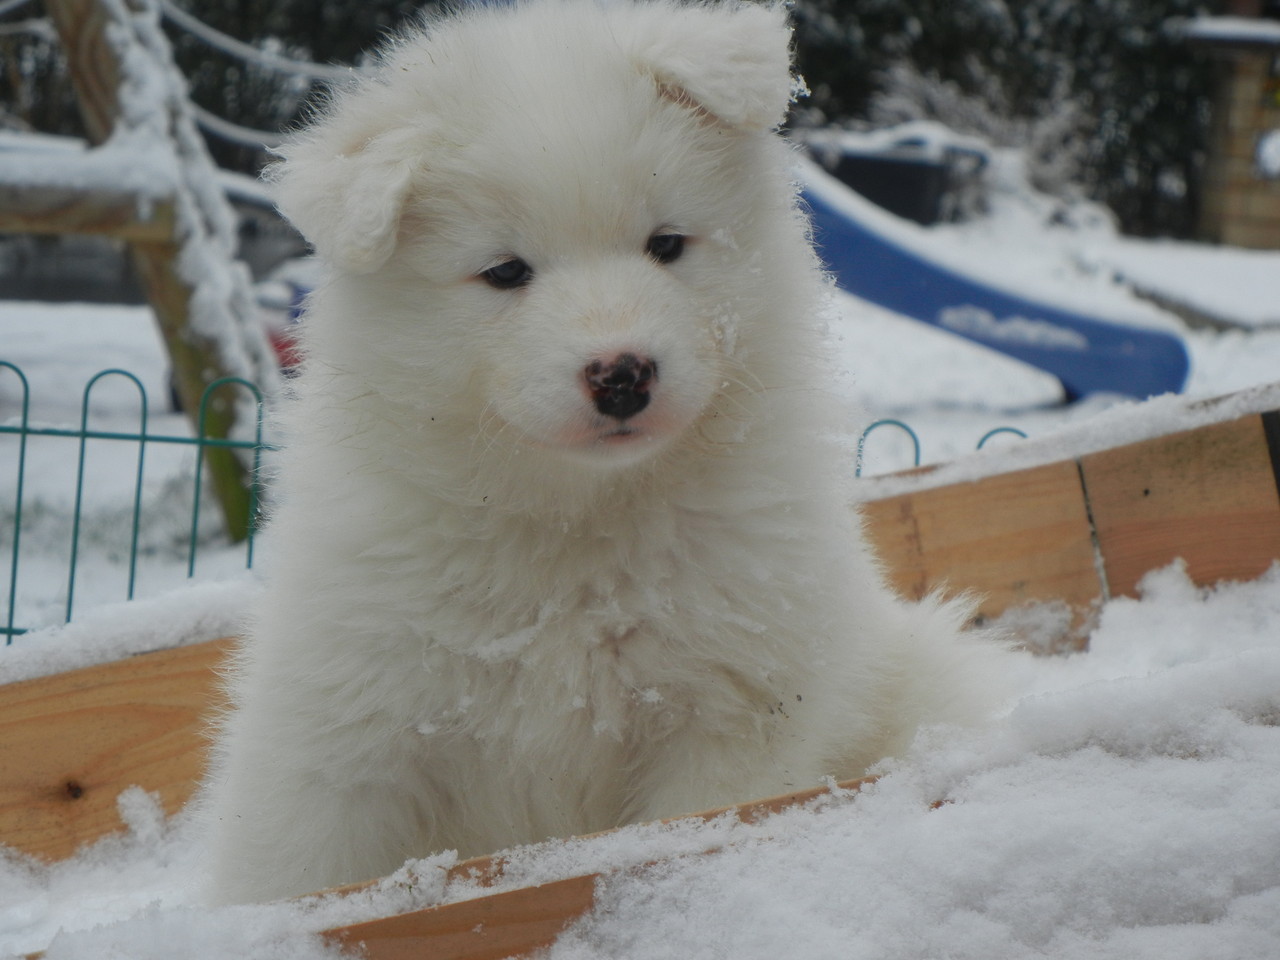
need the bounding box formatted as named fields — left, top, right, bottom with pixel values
left=43, top=0, right=122, bottom=142
left=1081, top=413, right=1280, bottom=598
left=0, top=183, right=175, bottom=243
left=0, top=638, right=232, bottom=861
left=864, top=459, right=1102, bottom=641
left=328, top=873, right=600, bottom=960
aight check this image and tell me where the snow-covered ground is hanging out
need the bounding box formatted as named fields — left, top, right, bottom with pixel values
left=3, top=151, right=1280, bottom=957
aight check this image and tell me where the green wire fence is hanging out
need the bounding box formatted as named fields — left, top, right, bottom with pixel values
left=1, top=360, right=270, bottom=642
left=2, top=361, right=1029, bottom=645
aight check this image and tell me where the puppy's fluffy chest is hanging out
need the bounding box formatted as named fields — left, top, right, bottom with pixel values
left=355, top=490, right=817, bottom=732
left=409, top=500, right=789, bottom=665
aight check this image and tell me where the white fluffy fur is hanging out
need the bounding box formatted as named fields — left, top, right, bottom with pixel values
left=202, top=0, right=1008, bottom=904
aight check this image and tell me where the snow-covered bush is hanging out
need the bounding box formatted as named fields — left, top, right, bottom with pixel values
left=791, top=0, right=1218, bottom=238
left=867, top=60, right=1091, bottom=202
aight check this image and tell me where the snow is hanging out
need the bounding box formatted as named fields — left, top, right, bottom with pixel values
left=1, top=578, right=259, bottom=686
left=1090, top=237, right=1280, bottom=330
left=802, top=136, right=1184, bottom=336
left=0, top=128, right=279, bottom=208
left=1183, top=15, right=1280, bottom=47
left=937, top=303, right=1091, bottom=350
left=552, top=594, right=1280, bottom=958
left=155, top=0, right=369, bottom=85
left=106, top=0, right=281, bottom=414
left=0, top=133, right=176, bottom=202
left=1258, top=128, right=1280, bottom=180
left=802, top=119, right=991, bottom=165
left=4, top=136, right=1280, bottom=957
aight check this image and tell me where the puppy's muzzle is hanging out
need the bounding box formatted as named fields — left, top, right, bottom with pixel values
left=585, top=353, right=658, bottom=420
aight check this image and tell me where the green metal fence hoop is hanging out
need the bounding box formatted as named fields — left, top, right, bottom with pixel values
left=856, top=419, right=922, bottom=477
left=189, top=376, right=267, bottom=577
left=1, top=361, right=31, bottom=644
left=976, top=426, right=1029, bottom=449
left=66, top=368, right=150, bottom=625
left=1, top=361, right=273, bottom=640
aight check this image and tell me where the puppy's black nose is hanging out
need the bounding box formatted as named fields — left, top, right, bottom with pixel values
left=585, top=353, right=657, bottom=420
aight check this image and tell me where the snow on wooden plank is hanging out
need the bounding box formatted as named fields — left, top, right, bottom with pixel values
left=320, top=776, right=877, bottom=960
left=865, top=408, right=1280, bottom=647
left=37, top=0, right=282, bottom=542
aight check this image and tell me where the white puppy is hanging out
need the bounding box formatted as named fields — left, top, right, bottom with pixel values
left=203, top=0, right=1007, bottom=904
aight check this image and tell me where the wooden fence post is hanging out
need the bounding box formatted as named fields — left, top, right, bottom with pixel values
left=37, top=0, right=280, bottom=542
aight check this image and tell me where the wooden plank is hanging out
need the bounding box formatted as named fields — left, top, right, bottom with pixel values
left=44, top=0, right=273, bottom=543
left=42, top=0, right=121, bottom=144
left=1081, top=412, right=1280, bottom=598
left=0, top=637, right=231, bottom=861
left=0, top=182, right=176, bottom=243
left=327, top=873, right=600, bottom=960
left=863, top=459, right=1102, bottom=639
left=322, top=777, right=876, bottom=960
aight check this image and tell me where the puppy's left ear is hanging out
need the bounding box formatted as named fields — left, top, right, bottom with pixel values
left=630, top=2, right=794, bottom=131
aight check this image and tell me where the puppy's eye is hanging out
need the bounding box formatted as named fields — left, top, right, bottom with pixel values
left=646, top=233, right=685, bottom=265
left=481, top=258, right=533, bottom=290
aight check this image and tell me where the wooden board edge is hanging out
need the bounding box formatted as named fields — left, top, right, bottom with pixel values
left=863, top=406, right=1280, bottom=632
left=0, top=638, right=234, bottom=861
left=1080, top=411, right=1280, bottom=599
left=319, top=777, right=876, bottom=960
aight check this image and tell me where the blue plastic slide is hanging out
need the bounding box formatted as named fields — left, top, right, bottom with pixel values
left=798, top=160, right=1190, bottom=401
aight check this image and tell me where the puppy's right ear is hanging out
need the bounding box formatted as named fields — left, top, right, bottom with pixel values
left=270, top=126, right=418, bottom=274
left=630, top=1, right=794, bottom=131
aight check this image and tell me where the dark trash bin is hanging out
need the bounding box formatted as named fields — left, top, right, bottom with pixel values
left=804, top=130, right=988, bottom=226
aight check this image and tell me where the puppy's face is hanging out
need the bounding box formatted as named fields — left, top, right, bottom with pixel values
left=438, top=225, right=721, bottom=468
left=397, top=97, right=756, bottom=466
left=277, top=1, right=796, bottom=471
